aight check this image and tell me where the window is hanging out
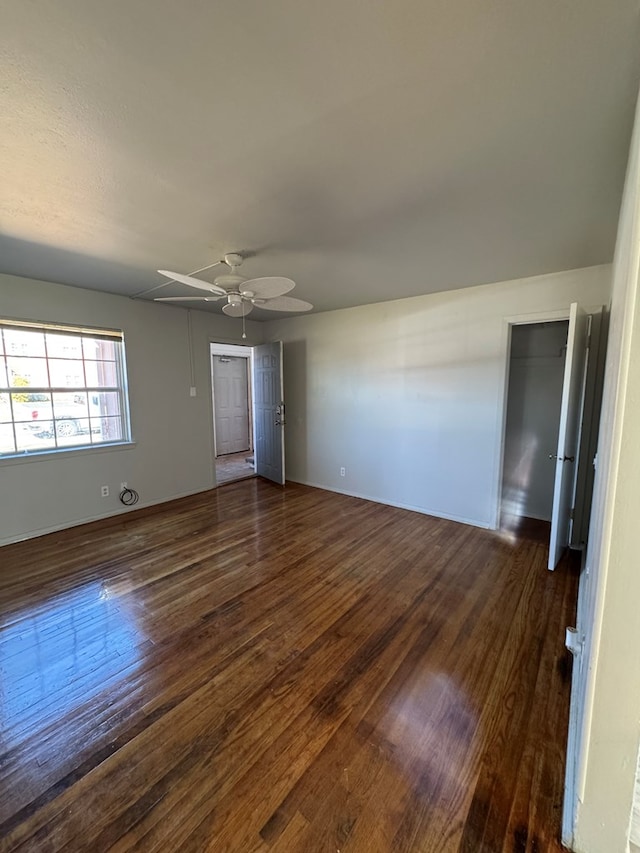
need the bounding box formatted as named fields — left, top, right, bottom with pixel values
left=0, top=319, right=131, bottom=457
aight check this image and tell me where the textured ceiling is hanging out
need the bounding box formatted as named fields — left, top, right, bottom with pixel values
left=1, top=0, right=639, bottom=317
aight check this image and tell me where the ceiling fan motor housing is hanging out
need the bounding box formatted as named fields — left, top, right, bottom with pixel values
left=214, top=273, right=246, bottom=290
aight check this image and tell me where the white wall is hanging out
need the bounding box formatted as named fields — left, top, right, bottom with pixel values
left=264, top=266, right=611, bottom=528
left=502, top=322, right=568, bottom=521
left=571, top=91, right=640, bottom=853
left=0, top=273, right=264, bottom=545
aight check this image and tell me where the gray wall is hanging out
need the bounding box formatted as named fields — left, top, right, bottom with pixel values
left=501, top=321, right=569, bottom=521
left=264, top=266, right=611, bottom=529
left=0, top=265, right=611, bottom=544
left=0, top=273, right=264, bottom=545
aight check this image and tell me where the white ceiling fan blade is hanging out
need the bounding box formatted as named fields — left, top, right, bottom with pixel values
left=157, top=270, right=227, bottom=295
left=154, top=296, right=223, bottom=302
left=255, top=296, right=313, bottom=313
left=241, top=277, right=295, bottom=299
left=222, top=301, right=254, bottom=317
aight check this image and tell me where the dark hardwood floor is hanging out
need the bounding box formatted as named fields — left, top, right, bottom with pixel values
left=0, top=481, right=577, bottom=852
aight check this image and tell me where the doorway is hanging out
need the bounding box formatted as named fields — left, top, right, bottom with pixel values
left=210, top=340, right=287, bottom=488
left=210, top=343, right=256, bottom=485
left=500, top=320, right=569, bottom=528
left=498, top=303, right=598, bottom=570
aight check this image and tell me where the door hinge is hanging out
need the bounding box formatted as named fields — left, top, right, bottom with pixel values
left=569, top=507, right=574, bottom=520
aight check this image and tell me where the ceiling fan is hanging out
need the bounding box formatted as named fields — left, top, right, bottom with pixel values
left=154, top=253, right=313, bottom=317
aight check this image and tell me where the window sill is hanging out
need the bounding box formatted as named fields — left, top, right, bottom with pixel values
left=0, top=440, right=137, bottom=467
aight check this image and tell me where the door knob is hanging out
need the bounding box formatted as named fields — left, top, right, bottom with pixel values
left=549, top=454, right=575, bottom=462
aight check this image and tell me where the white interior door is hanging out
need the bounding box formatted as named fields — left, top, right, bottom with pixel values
left=212, top=356, right=250, bottom=456
left=561, top=549, right=592, bottom=845
left=252, top=342, right=285, bottom=485
left=548, top=303, right=589, bottom=570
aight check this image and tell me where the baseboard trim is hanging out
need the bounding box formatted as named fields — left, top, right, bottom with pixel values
left=288, top=478, right=491, bottom=530
left=0, top=487, right=218, bottom=548
left=3, top=478, right=492, bottom=549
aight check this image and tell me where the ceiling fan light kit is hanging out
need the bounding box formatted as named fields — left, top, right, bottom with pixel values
left=154, top=253, right=313, bottom=319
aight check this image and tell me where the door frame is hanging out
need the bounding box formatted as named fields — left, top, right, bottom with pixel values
left=209, top=342, right=254, bottom=461
left=492, top=308, right=572, bottom=530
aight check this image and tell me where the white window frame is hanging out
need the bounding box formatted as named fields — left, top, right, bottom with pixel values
left=0, top=318, right=132, bottom=458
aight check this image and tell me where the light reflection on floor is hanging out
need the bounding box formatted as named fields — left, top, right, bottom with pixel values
left=496, top=511, right=524, bottom=546
left=497, top=511, right=551, bottom=548
left=0, top=581, right=143, bottom=749
left=379, top=671, right=478, bottom=801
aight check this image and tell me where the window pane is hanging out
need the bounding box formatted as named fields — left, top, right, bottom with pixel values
left=93, top=391, right=121, bottom=417
left=83, top=338, right=116, bottom=360
left=7, top=357, right=49, bottom=388
left=0, top=423, right=16, bottom=454
left=0, top=394, right=12, bottom=423
left=25, top=418, right=54, bottom=439
left=46, top=333, right=83, bottom=359
left=15, top=422, right=56, bottom=452
left=56, top=418, right=92, bottom=444
left=48, top=359, right=86, bottom=388
left=84, top=360, right=118, bottom=387
left=0, top=331, right=4, bottom=355
left=0, top=359, right=8, bottom=388
left=3, top=329, right=46, bottom=357
left=52, top=391, right=89, bottom=420
left=11, top=392, right=53, bottom=424
left=94, top=416, right=123, bottom=442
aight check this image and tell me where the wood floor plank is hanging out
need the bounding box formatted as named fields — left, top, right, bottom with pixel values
left=0, top=480, right=577, bottom=852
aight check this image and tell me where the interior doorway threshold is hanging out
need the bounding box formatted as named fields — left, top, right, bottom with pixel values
left=215, top=451, right=256, bottom=486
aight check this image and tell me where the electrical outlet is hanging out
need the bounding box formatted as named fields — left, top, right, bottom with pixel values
left=190, top=386, right=197, bottom=397
left=340, top=467, right=346, bottom=477
left=101, top=485, right=109, bottom=497
left=120, top=482, right=127, bottom=491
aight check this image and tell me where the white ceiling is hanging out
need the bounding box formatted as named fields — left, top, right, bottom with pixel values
left=2, top=0, right=639, bottom=318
